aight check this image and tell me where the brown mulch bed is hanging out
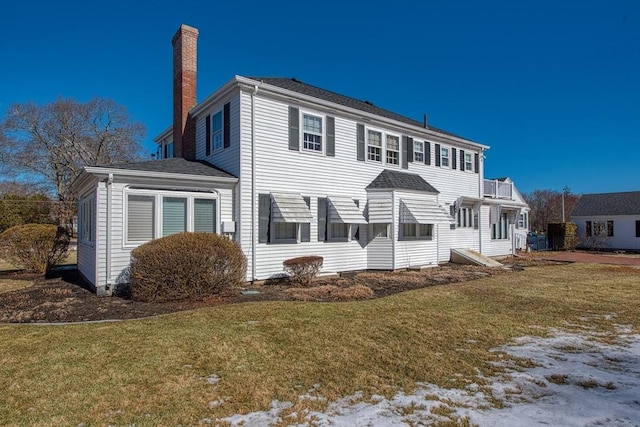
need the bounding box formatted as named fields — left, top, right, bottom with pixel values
left=0, top=255, right=558, bottom=324
left=539, top=251, right=640, bottom=266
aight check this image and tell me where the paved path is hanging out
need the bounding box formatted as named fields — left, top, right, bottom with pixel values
left=542, top=251, right=640, bottom=266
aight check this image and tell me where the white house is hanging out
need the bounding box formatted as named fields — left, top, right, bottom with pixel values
left=72, top=24, right=530, bottom=295
left=571, top=191, right=640, bottom=252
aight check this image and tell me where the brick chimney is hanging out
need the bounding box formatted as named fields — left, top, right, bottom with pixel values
left=172, top=24, right=199, bottom=159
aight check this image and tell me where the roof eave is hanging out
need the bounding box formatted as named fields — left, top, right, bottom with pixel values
left=82, top=166, right=238, bottom=184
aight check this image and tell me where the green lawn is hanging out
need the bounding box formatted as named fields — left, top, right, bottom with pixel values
left=0, top=263, right=638, bottom=426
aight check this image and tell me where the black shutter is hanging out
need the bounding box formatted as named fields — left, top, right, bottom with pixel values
left=326, top=116, right=335, bottom=157
left=401, top=136, right=409, bottom=169
left=636, top=220, right=640, bottom=237
left=301, top=197, right=311, bottom=242
left=205, top=114, right=211, bottom=156
left=460, top=149, right=465, bottom=171
left=317, top=197, right=327, bottom=241
left=435, top=143, right=441, bottom=166
left=425, top=142, right=430, bottom=165
left=356, top=123, right=365, bottom=161
left=258, top=194, right=271, bottom=243
left=288, top=106, right=299, bottom=151
left=474, top=153, right=479, bottom=173
left=407, top=137, right=413, bottom=163
left=452, top=148, right=457, bottom=170
left=223, top=102, right=231, bottom=148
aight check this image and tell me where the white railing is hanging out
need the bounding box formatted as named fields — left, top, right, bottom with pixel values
left=484, top=179, right=513, bottom=199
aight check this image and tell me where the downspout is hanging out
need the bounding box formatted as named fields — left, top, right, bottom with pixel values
left=478, top=148, right=484, bottom=254
left=105, top=173, right=113, bottom=295
left=251, top=84, right=259, bottom=281
left=391, top=191, right=396, bottom=270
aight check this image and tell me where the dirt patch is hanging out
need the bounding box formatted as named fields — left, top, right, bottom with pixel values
left=538, top=251, right=640, bottom=266
left=0, top=255, right=554, bottom=324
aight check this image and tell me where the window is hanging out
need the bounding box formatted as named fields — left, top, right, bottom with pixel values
left=127, top=194, right=155, bottom=242
left=367, top=130, right=382, bottom=162
left=329, top=223, right=349, bottom=240
left=386, top=135, right=399, bottom=165
left=607, top=220, right=614, bottom=237
left=303, top=114, right=323, bottom=152
left=593, top=221, right=606, bottom=236
left=585, top=221, right=592, bottom=237
left=162, top=197, right=187, bottom=237
left=492, top=213, right=509, bottom=240
left=78, top=195, right=95, bottom=245
left=274, top=222, right=297, bottom=241
left=401, top=223, right=433, bottom=240
left=160, top=142, right=174, bottom=159
left=636, top=220, right=640, bottom=238
left=457, top=207, right=474, bottom=228
left=441, top=146, right=450, bottom=167
left=212, top=111, right=223, bottom=151
left=413, top=140, right=424, bottom=162
left=517, top=212, right=528, bottom=229
left=372, top=223, right=389, bottom=238
left=464, top=152, right=473, bottom=171
left=194, top=199, right=216, bottom=233
left=125, top=191, right=217, bottom=245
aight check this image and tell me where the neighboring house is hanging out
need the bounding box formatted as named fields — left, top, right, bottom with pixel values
left=72, top=25, right=530, bottom=295
left=571, top=191, right=640, bottom=252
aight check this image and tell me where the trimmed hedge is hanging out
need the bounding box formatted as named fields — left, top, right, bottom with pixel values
left=283, top=256, right=323, bottom=286
left=130, top=232, right=247, bottom=302
left=0, top=224, right=69, bottom=273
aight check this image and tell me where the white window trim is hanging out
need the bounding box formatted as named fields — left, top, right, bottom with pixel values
left=440, top=146, right=450, bottom=168
left=123, top=188, right=219, bottom=248
left=271, top=222, right=301, bottom=244
left=78, top=193, right=95, bottom=247
left=464, top=152, right=473, bottom=172
left=300, top=110, right=325, bottom=154
left=327, top=222, right=351, bottom=242
left=400, top=223, right=434, bottom=240
left=211, top=110, right=224, bottom=153
left=366, top=127, right=401, bottom=167
left=413, top=140, right=424, bottom=163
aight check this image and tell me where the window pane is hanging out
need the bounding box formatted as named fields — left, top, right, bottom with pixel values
left=162, top=197, right=187, bottom=237
left=212, top=111, right=223, bottom=131
left=275, top=222, right=296, bottom=240
left=194, top=198, right=216, bottom=233
left=330, top=222, right=348, bottom=239
left=386, top=135, right=399, bottom=150
left=128, top=195, right=155, bottom=241
left=402, top=223, right=415, bottom=237
left=419, top=224, right=433, bottom=237
left=373, top=223, right=388, bottom=238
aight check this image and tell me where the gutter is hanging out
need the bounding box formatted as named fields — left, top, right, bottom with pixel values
left=251, top=84, right=260, bottom=281
left=83, top=167, right=238, bottom=185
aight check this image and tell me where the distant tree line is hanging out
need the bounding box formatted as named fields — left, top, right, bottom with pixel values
left=523, top=189, right=580, bottom=233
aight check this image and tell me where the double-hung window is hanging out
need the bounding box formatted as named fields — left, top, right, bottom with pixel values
left=441, top=146, right=450, bottom=167
left=212, top=111, right=223, bottom=151
left=464, top=152, right=473, bottom=171
left=303, top=114, right=323, bottom=152
left=386, top=135, right=400, bottom=165
left=367, top=130, right=382, bottom=162
left=78, top=194, right=95, bottom=245
left=413, top=140, right=424, bottom=163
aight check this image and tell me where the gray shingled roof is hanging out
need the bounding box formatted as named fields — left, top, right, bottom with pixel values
left=95, top=158, right=236, bottom=179
left=247, top=77, right=472, bottom=141
left=366, top=170, right=440, bottom=193
left=571, top=191, right=640, bottom=216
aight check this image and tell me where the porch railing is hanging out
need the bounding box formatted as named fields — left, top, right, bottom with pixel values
left=483, top=179, right=513, bottom=199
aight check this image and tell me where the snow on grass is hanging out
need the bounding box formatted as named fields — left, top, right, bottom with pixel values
left=218, top=326, right=640, bottom=426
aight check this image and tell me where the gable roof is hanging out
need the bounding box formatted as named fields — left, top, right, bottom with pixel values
left=571, top=191, right=640, bottom=216
left=246, top=77, right=472, bottom=142
left=366, top=169, right=439, bottom=193
left=93, top=158, right=236, bottom=179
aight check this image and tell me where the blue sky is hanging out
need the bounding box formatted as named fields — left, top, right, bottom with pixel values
left=1, top=0, right=638, bottom=195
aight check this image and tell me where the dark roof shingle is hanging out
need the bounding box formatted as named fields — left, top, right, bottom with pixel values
left=366, top=169, right=440, bottom=193
left=247, top=77, right=472, bottom=141
left=571, top=191, right=640, bottom=216
left=96, top=158, right=236, bottom=179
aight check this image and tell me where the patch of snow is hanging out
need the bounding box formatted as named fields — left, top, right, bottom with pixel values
left=217, top=328, right=640, bottom=426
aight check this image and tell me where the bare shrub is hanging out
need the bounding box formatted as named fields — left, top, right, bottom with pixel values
left=0, top=224, right=69, bottom=273
left=283, top=256, right=324, bottom=286
left=580, top=234, right=609, bottom=252
left=286, top=284, right=373, bottom=301
left=130, top=232, right=247, bottom=302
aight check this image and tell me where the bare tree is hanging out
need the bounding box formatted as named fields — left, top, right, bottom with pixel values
left=524, top=189, right=580, bottom=232
left=0, top=98, right=145, bottom=229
